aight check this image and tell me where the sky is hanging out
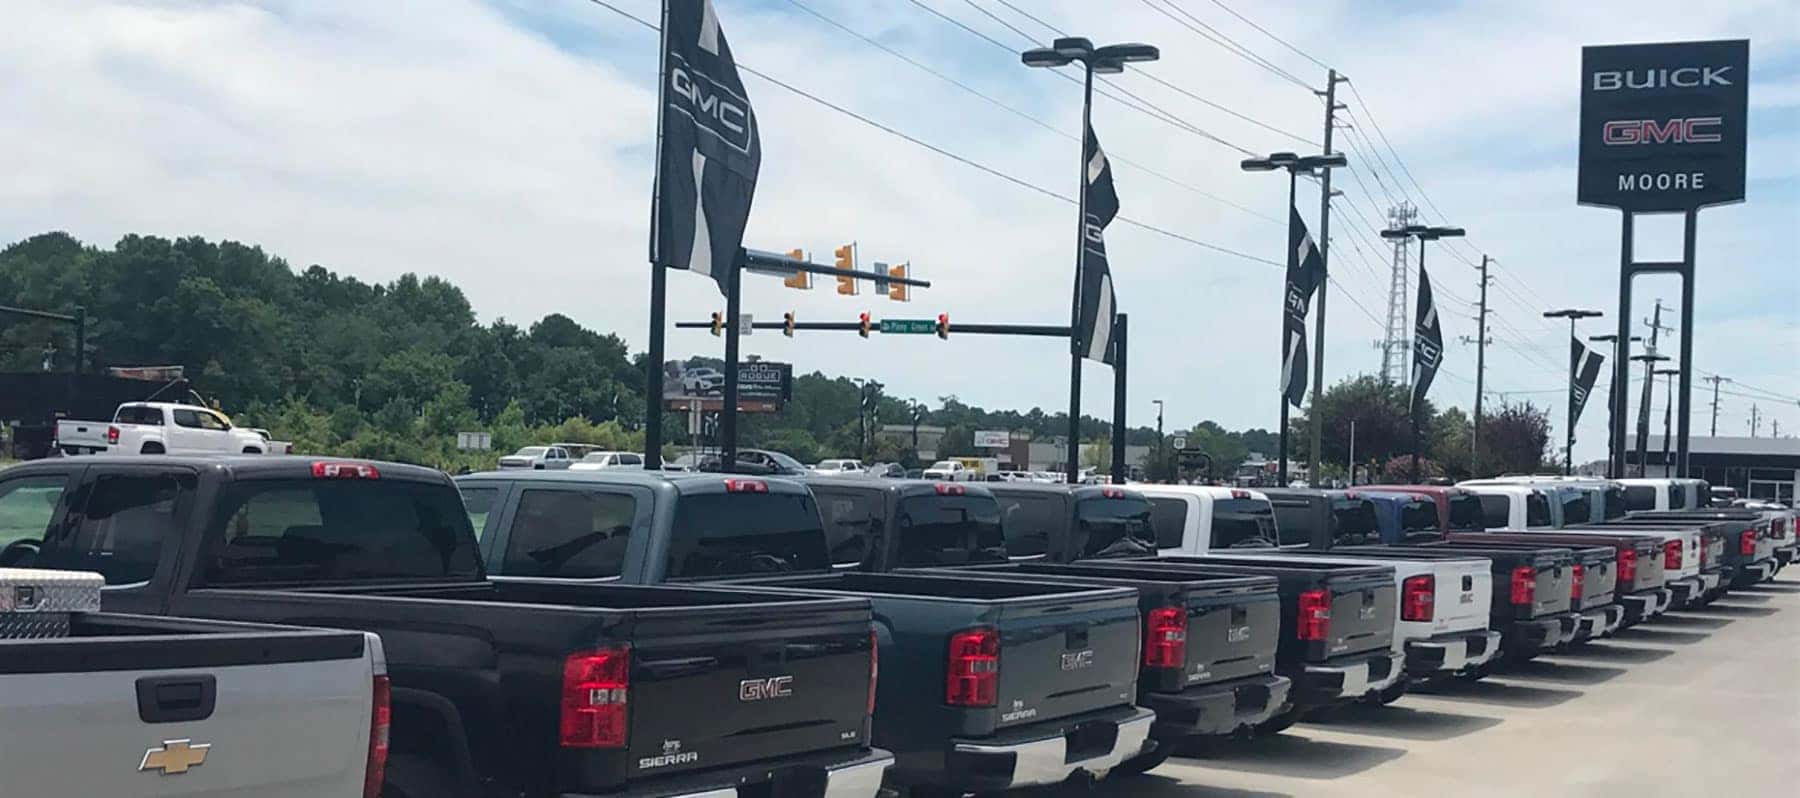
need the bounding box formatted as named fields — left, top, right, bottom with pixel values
left=1, top=0, right=1796, bottom=462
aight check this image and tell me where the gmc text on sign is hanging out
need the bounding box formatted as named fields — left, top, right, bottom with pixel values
left=1578, top=40, right=1749, bottom=212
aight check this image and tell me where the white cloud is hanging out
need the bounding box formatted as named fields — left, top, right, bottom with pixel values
left=0, top=0, right=1793, bottom=457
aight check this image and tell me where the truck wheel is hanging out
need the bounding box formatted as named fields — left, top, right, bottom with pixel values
left=1252, top=706, right=1302, bottom=736
left=1111, top=747, right=1174, bottom=777
left=140, top=442, right=165, bottom=454
left=383, top=753, right=462, bottom=798
left=242, top=446, right=262, bottom=454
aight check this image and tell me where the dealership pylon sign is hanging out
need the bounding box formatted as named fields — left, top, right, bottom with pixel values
left=1580, top=39, right=1748, bottom=483
left=1579, top=40, right=1748, bottom=212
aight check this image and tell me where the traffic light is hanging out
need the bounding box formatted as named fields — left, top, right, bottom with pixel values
left=887, top=262, right=909, bottom=302
left=782, top=248, right=810, bottom=289
left=834, top=243, right=857, bottom=296
left=783, top=311, right=796, bottom=337
left=858, top=312, right=872, bottom=338
left=936, top=313, right=950, bottom=339
left=710, top=311, right=724, bottom=337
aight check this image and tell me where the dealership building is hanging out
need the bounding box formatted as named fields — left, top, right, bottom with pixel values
left=1641, top=435, right=1799, bottom=503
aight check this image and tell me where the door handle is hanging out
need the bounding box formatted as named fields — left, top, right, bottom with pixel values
left=136, top=675, right=217, bottom=723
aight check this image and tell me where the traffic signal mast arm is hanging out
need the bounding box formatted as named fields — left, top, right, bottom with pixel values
left=676, top=318, right=1070, bottom=336
left=743, top=248, right=932, bottom=289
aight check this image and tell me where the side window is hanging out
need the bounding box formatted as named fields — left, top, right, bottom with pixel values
left=1148, top=498, right=1188, bottom=549
left=503, top=489, right=636, bottom=578
left=1526, top=494, right=1553, bottom=528
left=1669, top=485, right=1688, bottom=510
left=813, top=489, right=879, bottom=566
left=171, top=409, right=203, bottom=429
left=0, top=475, right=68, bottom=550
left=459, top=487, right=500, bottom=540
left=41, top=472, right=190, bottom=585
left=1624, top=485, right=1656, bottom=511
left=114, top=406, right=163, bottom=425
left=1477, top=495, right=1511, bottom=529
left=198, top=413, right=229, bottom=431
left=1562, top=493, right=1591, bottom=524
left=621, top=454, right=642, bottom=466
left=994, top=493, right=1057, bottom=557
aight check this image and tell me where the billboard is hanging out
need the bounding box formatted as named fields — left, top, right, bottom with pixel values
left=1578, top=40, right=1749, bottom=212
left=973, top=430, right=1010, bottom=448
left=662, top=360, right=791, bottom=412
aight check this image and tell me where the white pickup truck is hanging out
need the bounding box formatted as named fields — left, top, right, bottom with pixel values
left=58, top=402, right=272, bottom=456
left=1138, top=485, right=1500, bottom=697
left=1, top=568, right=389, bottom=797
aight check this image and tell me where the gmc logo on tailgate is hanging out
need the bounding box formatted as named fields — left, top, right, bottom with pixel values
left=738, top=676, right=793, bottom=702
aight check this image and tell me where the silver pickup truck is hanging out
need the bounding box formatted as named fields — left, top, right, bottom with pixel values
left=1, top=568, right=389, bottom=797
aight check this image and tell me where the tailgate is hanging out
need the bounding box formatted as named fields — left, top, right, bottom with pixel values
left=1316, top=573, right=1394, bottom=661
left=1634, top=540, right=1667, bottom=590
left=1183, top=583, right=1280, bottom=687
left=1580, top=551, right=1617, bottom=607
left=626, top=602, right=873, bottom=778
left=1527, top=555, right=1574, bottom=617
left=0, top=633, right=375, bottom=798
left=1429, top=559, right=1492, bottom=634
left=994, top=592, right=1140, bottom=728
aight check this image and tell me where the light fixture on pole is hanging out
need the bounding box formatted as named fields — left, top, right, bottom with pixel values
left=1022, top=37, right=1158, bottom=485
left=1545, top=308, right=1604, bottom=474
left=1241, top=151, right=1347, bottom=486
left=1380, top=224, right=1463, bottom=482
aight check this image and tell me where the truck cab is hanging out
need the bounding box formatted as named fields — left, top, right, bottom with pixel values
left=104, top=402, right=270, bottom=456
left=1459, top=483, right=1558, bottom=529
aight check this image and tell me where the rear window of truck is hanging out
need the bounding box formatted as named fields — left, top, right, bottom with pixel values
left=113, top=405, right=162, bottom=425
left=665, top=492, right=830, bottom=578
left=994, top=493, right=1058, bottom=557
left=1477, top=494, right=1511, bottom=528
left=1148, top=497, right=1188, bottom=549
left=503, top=489, right=636, bottom=579
left=1624, top=485, right=1656, bottom=511
left=894, top=494, right=1007, bottom=567
left=1447, top=494, right=1484, bottom=531
left=1330, top=498, right=1381, bottom=545
left=1397, top=499, right=1441, bottom=543
left=202, top=479, right=482, bottom=585
left=812, top=488, right=881, bottom=566
left=1212, top=498, right=1278, bottom=549
left=1603, top=488, right=1628, bottom=519
left=1269, top=499, right=1316, bottom=546
left=1074, top=497, right=1158, bottom=558
left=1526, top=493, right=1553, bottom=528
left=1561, top=492, right=1592, bottom=525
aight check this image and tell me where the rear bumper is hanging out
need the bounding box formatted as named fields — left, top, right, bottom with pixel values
left=1503, top=612, right=1578, bottom=654
left=1775, top=545, right=1795, bottom=566
left=1618, top=588, right=1671, bottom=626
left=1667, top=576, right=1704, bottom=609
left=582, top=746, right=895, bottom=798
left=942, top=705, right=1155, bottom=791
left=1140, top=673, right=1292, bottom=739
left=1731, top=559, right=1775, bottom=587
left=1292, top=651, right=1400, bottom=707
left=1404, top=630, right=1502, bottom=676
left=1574, top=604, right=1626, bottom=641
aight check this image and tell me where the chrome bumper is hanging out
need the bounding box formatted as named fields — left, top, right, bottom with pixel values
left=1405, top=630, right=1502, bottom=674
left=1304, top=653, right=1404, bottom=699
left=1578, top=604, right=1626, bottom=639
left=951, top=708, right=1155, bottom=788
left=651, top=749, right=895, bottom=798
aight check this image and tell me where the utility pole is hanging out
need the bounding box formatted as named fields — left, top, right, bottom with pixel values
left=1309, top=68, right=1347, bottom=486
left=1468, top=255, right=1491, bottom=472
left=1705, top=375, right=1730, bottom=436
left=1750, top=403, right=1761, bottom=437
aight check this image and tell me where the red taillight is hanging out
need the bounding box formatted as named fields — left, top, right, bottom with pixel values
left=867, top=630, right=879, bottom=716
left=1143, top=606, right=1188, bottom=669
left=945, top=627, right=999, bottom=707
left=1569, top=565, right=1585, bottom=601
left=1401, top=575, right=1435, bottom=622
left=1231, top=489, right=1251, bottom=499
left=106, top=425, right=119, bottom=445
left=1664, top=540, right=1683, bottom=570
left=1740, top=529, right=1756, bottom=555
left=1700, top=538, right=1710, bottom=566
left=1297, top=589, right=1331, bottom=642
left=1772, top=518, right=1787, bottom=539
left=934, top=483, right=965, bottom=496
left=1510, top=566, right=1536, bottom=606
left=362, top=675, right=391, bottom=798
left=313, top=461, right=380, bottom=479
left=1617, top=548, right=1638, bottom=584
left=724, top=478, right=768, bottom=493
left=1101, top=487, right=1125, bottom=498
left=561, top=647, right=630, bottom=748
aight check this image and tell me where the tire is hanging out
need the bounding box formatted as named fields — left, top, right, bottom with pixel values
left=140, top=442, right=165, bottom=454
left=1253, top=706, right=1302, bottom=736
left=382, top=753, right=462, bottom=798
left=1111, top=746, right=1174, bottom=777
left=1371, top=681, right=1407, bottom=706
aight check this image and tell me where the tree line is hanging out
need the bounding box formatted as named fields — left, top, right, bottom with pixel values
left=0, top=233, right=1553, bottom=477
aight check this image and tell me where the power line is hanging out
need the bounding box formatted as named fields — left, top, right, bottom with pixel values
left=992, top=0, right=1064, bottom=37
left=782, top=0, right=1277, bottom=223
left=1201, top=0, right=1332, bottom=71
left=1137, top=0, right=1317, bottom=91
left=582, top=0, right=1279, bottom=266
left=960, top=0, right=1041, bottom=45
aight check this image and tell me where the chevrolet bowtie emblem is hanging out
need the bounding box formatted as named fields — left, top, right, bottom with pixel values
left=140, top=739, right=211, bottom=775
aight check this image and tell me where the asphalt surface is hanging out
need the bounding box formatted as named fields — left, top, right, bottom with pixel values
left=1098, top=571, right=1800, bottom=797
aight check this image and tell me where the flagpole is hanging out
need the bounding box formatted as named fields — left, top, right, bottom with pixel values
left=1277, top=168, right=1297, bottom=487
left=1066, top=61, right=1094, bottom=485
left=644, top=0, right=674, bottom=471
left=1412, top=250, right=1426, bottom=484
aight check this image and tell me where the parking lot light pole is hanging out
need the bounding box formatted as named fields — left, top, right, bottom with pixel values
left=1545, top=308, right=1604, bottom=474
left=1242, top=152, right=1346, bottom=486
left=1152, top=399, right=1164, bottom=481
left=1380, top=223, right=1463, bottom=483
left=1023, top=37, right=1158, bottom=485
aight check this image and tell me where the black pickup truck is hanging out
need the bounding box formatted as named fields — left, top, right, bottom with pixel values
left=1596, top=510, right=1779, bottom=586
left=798, top=477, right=1290, bottom=769
left=973, top=482, right=1400, bottom=727
left=0, top=456, right=893, bottom=798
left=1451, top=531, right=1670, bottom=625
left=458, top=470, right=1156, bottom=794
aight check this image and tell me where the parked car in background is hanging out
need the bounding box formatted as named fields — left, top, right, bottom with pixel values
left=244, top=428, right=291, bottom=454
left=1459, top=483, right=1557, bottom=529
left=63, top=402, right=272, bottom=456
left=496, top=444, right=572, bottom=470
left=813, top=458, right=866, bottom=476
left=49, top=418, right=110, bottom=455
left=567, top=450, right=643, bottom=471
left=697, top=448, right=809, bottom=475
left=1617, top=477, right=1711, bottom=512
left=864, top=462, right=905, bottom=478
left=921, top=460, right=973, bottom=481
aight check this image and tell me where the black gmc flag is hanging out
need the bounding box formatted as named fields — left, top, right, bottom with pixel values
left=1076, top=124, right=1120, bottom=364
left=1410, top=265, right=1443, bottom=414
left=1570, top=337, right=1605, bottom=430
left=1281, top=207, right=1324, bottom=407
left=650, top=0, right=761, bottom=295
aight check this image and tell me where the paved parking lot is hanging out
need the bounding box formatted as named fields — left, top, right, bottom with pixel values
left=1101, top=574, right=1800, bottom=796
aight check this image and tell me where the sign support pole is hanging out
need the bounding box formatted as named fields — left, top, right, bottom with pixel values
left=1610, top=213, right=1634, bottom=479
left=721, top=254, right=743, bottom=473
left=645, top=264, right=667, bottom=470
left=1676, top=208, right=1697, bottom=477
left=1111, top=313, right=1128, bottom=484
